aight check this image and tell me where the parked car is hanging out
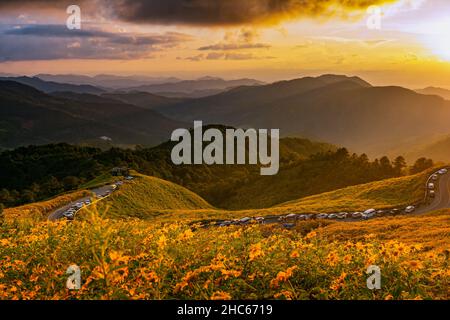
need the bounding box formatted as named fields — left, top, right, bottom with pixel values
left=405, top=205, right=415, bottom=213
left=431, top=174, right=438, bottom=181
left=286, top=213, right=297, bottom=220
left=428, top=183, right=435, bottom=190
left=328, top=214, right=337, bottom=219
left=390, top=208, right=400, bottom=215
left=239, top=217, right=252, bottom=224
left=376, top=210, right=386, bottom=216
left=317, top=213, right=328, bottom=219
left=352, top=212, right=362, bottom=219
left=429, top=190, right=436, bottom=198
left=364, top=209, right=376, bottom=215
left=336, top=212, right=348, bottom=219
left=438, top=168, right=448, bottom=175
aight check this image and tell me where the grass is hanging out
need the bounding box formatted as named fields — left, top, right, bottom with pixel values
left=1, top=169, right=447, bottom=300
left=274, top=168, right=431, bottom=213
left=79, top=173, right=118, bottom=190
left=115, top=168, right=432, bottom=223
left=0, top=206, right=447, bottom=300
left=97, top=173, right=213, bottom=219
left=4, top=167, right=433, bottom=224
left=311, top=209, right=450, bottom=251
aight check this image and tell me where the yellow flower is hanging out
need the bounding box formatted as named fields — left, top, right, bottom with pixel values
left=249, top=243, right=265, bottom=261
left=157, top=235, right=167, bottom=250
left=326, top=252, right=339, bottom=266
left=211, top=291, right=232, bottom=300
left=305, top=231, right=317, bottom=240
left=274, top=290, right=294, bottom=300
left=270, top=266, right=297, bottom=288
left=343, top=254, right=352, bottom=264
left=177, top=229, right=194, bottom=241
left=403, top=260, right=424, bottom=271
left=330, top=272, right=347, bottom=291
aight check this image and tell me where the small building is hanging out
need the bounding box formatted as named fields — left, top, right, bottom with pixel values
left=111, top=167, right=130, bottom=176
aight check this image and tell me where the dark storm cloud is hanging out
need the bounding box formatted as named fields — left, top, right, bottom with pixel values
left=109, top=0, right=398, bottom=26
left=4, top=24, right=110, bottom=37
left=0, top=0, right=398, bottom=26
left=0, top=24, right=193, bottom=61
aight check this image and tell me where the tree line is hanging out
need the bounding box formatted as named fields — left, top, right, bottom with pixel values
left=0, top=143, right=435, bottom=208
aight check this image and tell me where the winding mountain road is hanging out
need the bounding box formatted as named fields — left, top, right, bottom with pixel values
left=48, top=184, right=117, bottom=221
left=415, top=169, right=450, bottom=214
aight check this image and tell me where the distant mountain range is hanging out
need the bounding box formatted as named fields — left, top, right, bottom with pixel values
left=0, top=81, right=185, bottom=149
left=1, top=74, right=265, bottom=98
left=101, top=92, right=184, bottom=110
left=122, top=77, right=265, bottom=97
left=416, top=87, right=450, bottom=100
left=155, top=74, right=450, bottom=156
left=2, top=74, right=450, bottom=157
left=0, top=76, right=104, bottom=94
left=36, top=74, right=181, bottom=90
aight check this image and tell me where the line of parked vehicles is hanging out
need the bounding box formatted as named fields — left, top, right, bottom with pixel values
left=61, top=177, right=134, bottom=220
left=215, top=168, right=449, bottom=228
left=216, top=207, right=411, bottom=227
left=427, top=168, right=447, bottom=198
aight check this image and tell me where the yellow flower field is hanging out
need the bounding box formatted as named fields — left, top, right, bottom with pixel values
left=0, top=206, right=448, bottom=300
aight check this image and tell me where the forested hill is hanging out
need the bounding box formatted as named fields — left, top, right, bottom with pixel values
left=0, top=139, right=433, bottom=209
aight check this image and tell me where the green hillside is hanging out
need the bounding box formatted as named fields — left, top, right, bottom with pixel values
left=274, top=168, right=432, bottom=214
left=98, top=174, right=213, bottom=219
left=101, top=168, right=432, bottom=223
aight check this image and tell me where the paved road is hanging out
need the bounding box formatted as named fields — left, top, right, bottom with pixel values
left=48, top=185, right=116, bottom=221
left=415, top=170, right=450, bottom=214
left=207, top=168, right=450, bottom=228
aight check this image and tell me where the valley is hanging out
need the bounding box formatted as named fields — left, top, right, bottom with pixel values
left=1, top=73, right=449, bottom=301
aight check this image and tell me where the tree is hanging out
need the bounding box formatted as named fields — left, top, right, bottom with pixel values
left=410, top=158, right=434, bottom=174
left=393, top=156, right=407, bottom=175
left=62, top=176, right=80, bottom=191
left=379, top=156, right=393, bottom=176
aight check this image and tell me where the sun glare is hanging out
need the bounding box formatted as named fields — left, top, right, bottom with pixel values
left=420, top=19, right=450, bottom=61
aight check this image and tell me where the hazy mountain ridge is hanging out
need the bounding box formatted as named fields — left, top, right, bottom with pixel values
left=0, top=76, right=105, bottom=94
left=156, top=75, right=450, bottom=156
left=416, top=87, right=450, bottom=100
left=0, top=81, right=186, bottom=149
left=36, top=74, right=181, bottom=90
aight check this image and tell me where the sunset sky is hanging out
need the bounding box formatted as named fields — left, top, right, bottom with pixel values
left=0, top=0, right=449, bottom=88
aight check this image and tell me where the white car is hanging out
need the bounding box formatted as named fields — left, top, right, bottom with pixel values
left=431, top=174, right=438, bottom=181
left=239, top=217, right=252, bottom=223
left=428, top=183, right=435, bottom=190
left=405, top=205, right=415, bottom=213
left=328, top=214, right=337, bottom=219
left=336, top=212, right=348, bottom=219
left=364, top=209, right=376, bottom=215
left=438, top=169, right=448, bottom=175
left=317, top=213, right=328, bottom=219
left=286, top=213, right=297, bottom=220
